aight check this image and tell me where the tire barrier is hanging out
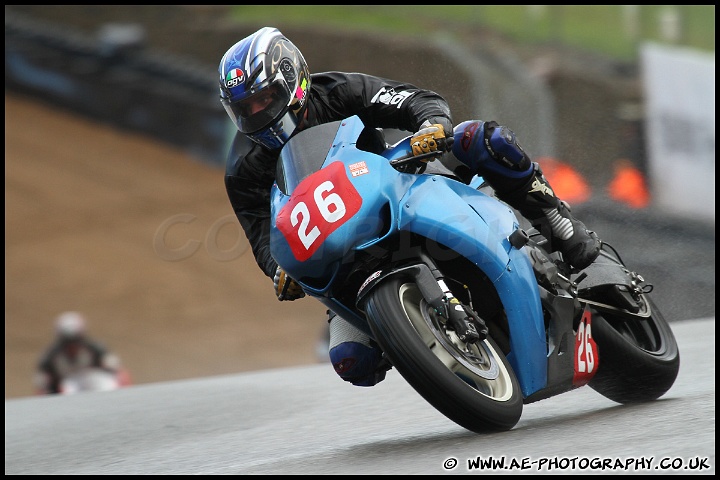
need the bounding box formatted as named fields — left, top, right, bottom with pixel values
left=5, top=9, right=229, bottom=164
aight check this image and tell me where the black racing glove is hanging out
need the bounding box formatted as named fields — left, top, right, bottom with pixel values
left=273, top=266, right=306, bottom=301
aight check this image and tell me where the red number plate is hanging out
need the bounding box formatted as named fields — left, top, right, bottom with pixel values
left=573, top=308, right=600, bottom=386
left=276, top=161, right=362, bottom=262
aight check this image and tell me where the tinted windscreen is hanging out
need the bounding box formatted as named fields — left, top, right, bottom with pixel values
left=275, top=120, right=342, bottom=195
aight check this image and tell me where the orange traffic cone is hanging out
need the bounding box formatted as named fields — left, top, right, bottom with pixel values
left=607, top=159, right=650, bottom=209
left=535, top=156, right=591, bottom=205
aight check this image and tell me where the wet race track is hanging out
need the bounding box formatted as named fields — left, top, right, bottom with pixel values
left=5, top=317, right=715, bottom=475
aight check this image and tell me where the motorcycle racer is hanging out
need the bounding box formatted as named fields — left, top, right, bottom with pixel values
left=219, top=27, right=602, bottom=387
left=34, top=311, right=125, bottom=394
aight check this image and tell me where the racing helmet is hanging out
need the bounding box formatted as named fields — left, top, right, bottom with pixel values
left=55, top=311, right=87, bottom=339
left=218, top=27, right=311, bottom=150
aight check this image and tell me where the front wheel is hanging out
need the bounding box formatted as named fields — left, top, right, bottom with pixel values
left=363, top=277, right=523, bottom=433
left=588, top=294, right=680, bottom=403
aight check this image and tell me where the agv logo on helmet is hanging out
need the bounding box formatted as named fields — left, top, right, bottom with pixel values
left=218, top=27, right=313, bottom=150
left=225, top=68, right=245, bottom=89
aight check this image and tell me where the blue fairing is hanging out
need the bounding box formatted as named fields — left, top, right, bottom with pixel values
left=396, top=176, right=547, bottom=395
left=270, top=116, right=548, bottom=396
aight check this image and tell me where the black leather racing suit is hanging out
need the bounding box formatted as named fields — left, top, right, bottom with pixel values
left=224, top=71, right=454, bottom=279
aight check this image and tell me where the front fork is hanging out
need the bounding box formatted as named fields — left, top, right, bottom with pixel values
left=416, top=252, right=488, bottom=344
left=356, top=257, right=488, bottom=344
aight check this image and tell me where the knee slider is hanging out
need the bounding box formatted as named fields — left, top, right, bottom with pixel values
left=329, top=341, right=385, bottom=387
left=483, top=121, right=532, bottom=172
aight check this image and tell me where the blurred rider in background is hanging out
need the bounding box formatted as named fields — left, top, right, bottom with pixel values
left=219, top=27, right=602, bottom=388
left=34, top=311, right=125, bottom=395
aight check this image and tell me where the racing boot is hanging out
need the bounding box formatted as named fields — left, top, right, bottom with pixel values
left=491, top=164, right=602, bottom=270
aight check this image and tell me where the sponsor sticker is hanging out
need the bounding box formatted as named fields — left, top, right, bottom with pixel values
left=370, top=86, right=413, bottom=108
left=225, top=68, right=245, bottom=88
left=295, top=77, right=308, bottom=101
left=349, top=161, right=369, bottom=177
left=358, top=270, right=382, bottom=296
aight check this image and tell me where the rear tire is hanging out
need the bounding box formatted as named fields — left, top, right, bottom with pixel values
left=364, top=277, right=523, bottom=433
left=588, top=294, right=680, bottom=403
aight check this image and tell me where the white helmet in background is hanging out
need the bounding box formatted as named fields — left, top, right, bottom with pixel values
left=55, top=311, right=87, bottom=339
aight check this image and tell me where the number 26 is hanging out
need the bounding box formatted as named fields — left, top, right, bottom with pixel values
left=290, top=181, right=346, bottom=250
left=577, top=321, right=595, bottom=373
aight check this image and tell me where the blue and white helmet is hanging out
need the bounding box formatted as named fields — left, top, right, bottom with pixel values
left=218, top=27, right=311, bottom=150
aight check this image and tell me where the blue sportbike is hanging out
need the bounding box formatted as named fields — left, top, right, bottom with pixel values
left=269, top=115, right=679, bottom=433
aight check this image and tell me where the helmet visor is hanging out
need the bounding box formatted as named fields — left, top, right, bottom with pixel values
left=225, top=80, right=291, bottom=134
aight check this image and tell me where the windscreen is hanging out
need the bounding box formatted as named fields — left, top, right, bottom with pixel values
left=275, top=120, right=343, bottom=195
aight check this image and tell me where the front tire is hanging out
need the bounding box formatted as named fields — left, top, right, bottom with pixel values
left=364, top=277, right=523, bottom=433
left=588, top=294, right=680, bottom=403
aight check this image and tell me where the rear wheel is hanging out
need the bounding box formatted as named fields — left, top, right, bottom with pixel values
left=588, top=294, right=680, bottom=403
left=364, top=277, right=523, bottom=433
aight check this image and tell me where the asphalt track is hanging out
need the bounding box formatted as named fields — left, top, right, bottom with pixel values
left=5, top=317, right=715, bottom=475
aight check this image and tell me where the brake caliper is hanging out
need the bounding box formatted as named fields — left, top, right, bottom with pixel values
left=443, top=297, right=488, bottom=344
